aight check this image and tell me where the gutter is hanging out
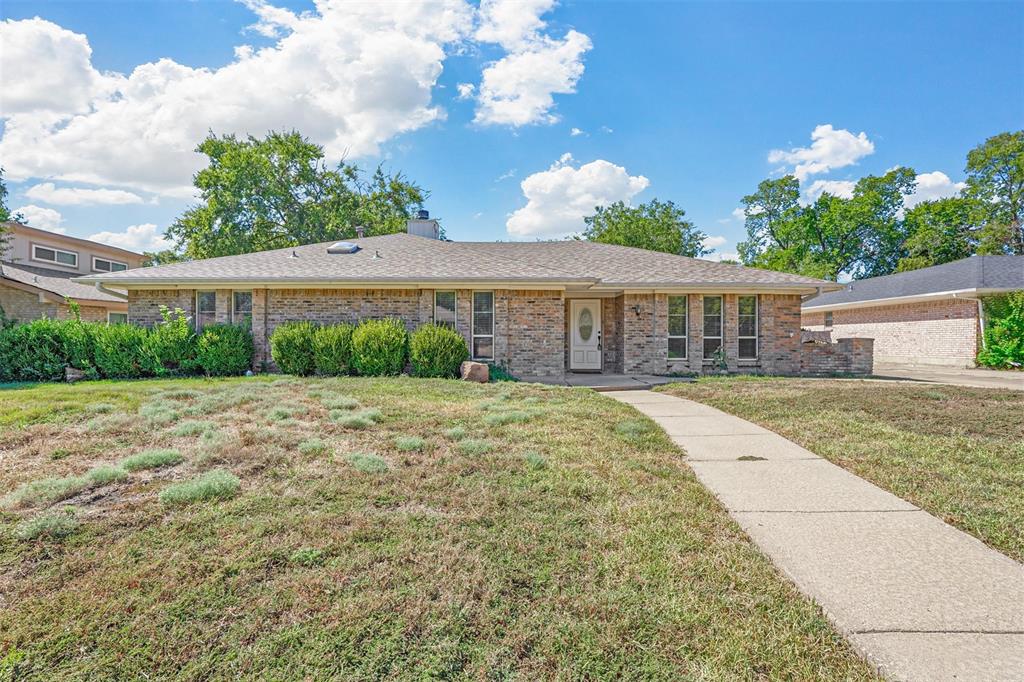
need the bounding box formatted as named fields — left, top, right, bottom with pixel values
left=94, top=282, right=128, bottom=301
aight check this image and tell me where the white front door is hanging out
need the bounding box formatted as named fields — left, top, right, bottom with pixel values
left=570, top=299, right=602, bottom=371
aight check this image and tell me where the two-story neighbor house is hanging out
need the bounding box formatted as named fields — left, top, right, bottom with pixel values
left=1, top=221, right=146, bottom=323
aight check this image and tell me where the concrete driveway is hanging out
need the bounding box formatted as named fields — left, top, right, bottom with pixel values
left=871, top=366, right=1023, bottom=391
left=608, top=389, right=1024, bottom=682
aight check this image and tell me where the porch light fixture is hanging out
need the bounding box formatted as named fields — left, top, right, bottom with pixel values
left=631, top=303, right=643, bottom=317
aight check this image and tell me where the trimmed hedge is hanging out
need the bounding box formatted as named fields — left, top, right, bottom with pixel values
left=352, top=319, right=409, bottom=376
left=0, top=305, right=252, bottom=383
left=313, top=323, right=355, bottom=376
left=269, top=322, right=317, bottom=376
left=977, top=291, right=1024, bottom=369
left=409, top=323, right=468, bottom=378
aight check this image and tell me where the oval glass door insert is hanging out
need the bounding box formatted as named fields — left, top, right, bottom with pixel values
left=578, top=308, right=593, bottom=341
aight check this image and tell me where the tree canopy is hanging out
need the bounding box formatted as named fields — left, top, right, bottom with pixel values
left=737, top=130, right=1023, bottom=280
left=581, top=199, right=709, bottom=257
left=167, top=131, right=427, bottom=259
left=0, top=169, right=21, bottom=255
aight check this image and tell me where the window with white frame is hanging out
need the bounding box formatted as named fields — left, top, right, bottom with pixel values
left=195, top=291, right=216, bottom=331
left=702, top=295, right=723, bottom=359
left=824, top=311, right=833, bottom=329
left=738, top=295, right=758, bottom=359
left=93, top=257, right=128, bottom=273
left=472, top=291, right=494, bottom=360
left=434, top=291, right=456, bottom=329
left=32, top=244, right=78, bottom=268
left=232, top=291, right=252, bottom=325
left=108, top=312, right=128, bottom=325
left=667, top=296, right=688, bottom=359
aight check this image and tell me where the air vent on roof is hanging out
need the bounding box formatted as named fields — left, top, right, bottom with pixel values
left=327, top=241, right=359, bottom=254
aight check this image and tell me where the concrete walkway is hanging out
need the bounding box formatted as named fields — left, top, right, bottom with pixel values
left=607, top=390, right=1024, bottom=682
left=871, top=366, right=1023, bottom=391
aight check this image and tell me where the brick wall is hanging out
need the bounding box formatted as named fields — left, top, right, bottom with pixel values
left=801, top=298, right=980, bottom=367
left=128, top=289, right=195, bottom=327
left=800, top=338, right=874, bottom=375
left=500, top=290, right=564, bottom=377
left=1, top=283, right=114, bottom=323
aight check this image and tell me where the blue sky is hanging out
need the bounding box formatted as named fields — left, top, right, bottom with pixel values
left=1, top=0, right=1021, bottom=259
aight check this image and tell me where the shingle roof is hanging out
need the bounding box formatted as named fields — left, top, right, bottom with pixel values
left=803, top=256, right=1024, bottom=309
left=74, top=233, right=835, bottom=291
left=1, top=261, right=127, bottom=303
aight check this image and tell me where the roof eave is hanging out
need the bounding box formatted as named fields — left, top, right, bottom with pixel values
left=802, top=287, right=1017, bottom=312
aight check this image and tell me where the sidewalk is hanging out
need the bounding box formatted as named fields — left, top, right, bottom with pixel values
left=607, top=390, right=1024, bottom=682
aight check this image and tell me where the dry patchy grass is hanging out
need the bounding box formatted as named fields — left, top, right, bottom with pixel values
left=0, top=376, right=876, bottom=680
left=659, top=376, right=1024, bottom=562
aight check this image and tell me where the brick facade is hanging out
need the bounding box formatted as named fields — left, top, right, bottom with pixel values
left=802, top=298, right=980, bottom=368
left=1, top=282, right=117, bottom=323
left=801, top=338, right=874, bottom=375
left=126, top=287, right=864, bottom=377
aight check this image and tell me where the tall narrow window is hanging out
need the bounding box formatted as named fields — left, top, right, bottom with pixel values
left=196, top=291, right=216, bottom=331
left=232, top=291, right=252, bottom=325
left=667, top=296, right=688, bottom=359
left=703, top=295, right=723, bottom=359
left=738, top=295, right=758, bottom=359
left=434, top=291, right=456, bottom=329
left=472, top=291, right=494, bottom=360
left=824, top=312, right=833, bottom=329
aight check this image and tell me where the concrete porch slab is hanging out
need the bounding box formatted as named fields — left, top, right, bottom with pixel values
left=849, top=632, right=1024, bottom=682
left=733, top=509, right=1024, bottom=633
left=691, top=459, right=917, bottom=512
left=671, top=433, right=820, bottom=461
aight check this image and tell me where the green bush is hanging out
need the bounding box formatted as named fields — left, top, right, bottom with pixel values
left=351, top=318, right=408, bottom=376
left=409, top=323, right=469, bottom=378
left=196, top=324, right=253, bottom=376
left=0, top=317, right=99, bottom=382
left=977, top=291, right=1024, bottom=369
left=313, top=323, right=355, bottom=376
left=146, top=306, right=197, bottom=375
left=270, top=322, right=317, bottom=376
left=92, top=323, right=158, bottom=379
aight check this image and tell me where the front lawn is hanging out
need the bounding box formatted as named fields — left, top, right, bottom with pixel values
left=0, top=377, right=874, bottom=679
left=658, top=377, right=1024, bottom=562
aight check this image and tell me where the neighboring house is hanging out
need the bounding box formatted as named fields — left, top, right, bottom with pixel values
left=1, top=221, right=146, bottom=323
left=802, top=255, right=1024, bottom=368
left=75, top=218, right=846, bottom=379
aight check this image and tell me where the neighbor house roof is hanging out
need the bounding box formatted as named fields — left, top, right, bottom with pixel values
left=74, top=233, right=838, bottom=293
left=3, top=221, right=144, bottom=261
left=1, top=261, right=128, bottom=304
left=803, top=255, right=1024, bottom=311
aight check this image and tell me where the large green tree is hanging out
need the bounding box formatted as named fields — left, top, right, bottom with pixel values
left=737, top=168, right=916, bottom=280
left=167, top=131, right=427, bottom=259
left=964, top=130, right=1024, bottom=255
left=896, top=197, right=976, bottom=272
left=0, top=168, right=23, bottom=256
left=581, top=199, right=709, bottom=257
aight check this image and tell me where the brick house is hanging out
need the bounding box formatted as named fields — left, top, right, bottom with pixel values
left=802, top=256, right=1023, bottom=368
left=75, top=218, right=854, bottom=379
left=1, top=221, right=146, bottom=323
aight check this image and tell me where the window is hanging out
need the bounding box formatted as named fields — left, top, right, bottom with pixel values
left=32, top=244, right=78, bottom=268
left=738, top=295, right=758, bottom=359
left=232, top=291, right=252, bottom=325
left=667, top=296, right=688, bottom=359
left=93, top=257, right=128, bottom=273
left=472, top=291, right=494, bottom=360
left=196, top=291, right=216, bottom=331
left=434, top=291, right=456, bottom=329
left=824, top=312, right=833, bottom=329
left=108, top=312, right=128, bottom=325
left=702, top=295, right=723, bottom=359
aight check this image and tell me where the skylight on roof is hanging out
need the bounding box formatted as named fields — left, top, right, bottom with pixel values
left=327, top=241, right=359, bottom=254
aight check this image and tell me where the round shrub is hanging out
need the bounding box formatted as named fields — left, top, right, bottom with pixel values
left=0, top=318, right=97, bottom=382
left=351, top=318, right=408, bottom=376
left=313, top=323, right=355, bottom=376
left=270, top=321, right=317, bottom=375
left=409, top=323, right=469, bottom=378
left=196, top=324, right=254, bottom=376
left=93, top=322, right=158, bottom=379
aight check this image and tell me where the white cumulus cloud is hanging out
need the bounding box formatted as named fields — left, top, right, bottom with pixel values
left=904, top=171, right=966, bottom=209
left=570, top=127, right=584, bottom=136
left=506, top=153, right=649, bottom=238
left=0, top=3, right=476, bottom=196
left=456, top=82, right=476, bottom=99
left=702, top=235, right=728, bottom=250
left=87, top=224, right=173, bottom=252
left=13, top=205, right=65, bottom=232
left=473, top=0, right=591, bottom=126
left=24, top=183, right=146, bottom=206
left=802, top=179, right=857, bottom=204
left=769, top=124, right=875, bottom=181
